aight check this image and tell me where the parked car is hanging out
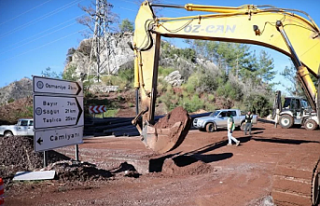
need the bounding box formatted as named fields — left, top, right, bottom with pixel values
left=193, top=109, right=257, bottom=132
left=0, top=119, right=34, bottom=137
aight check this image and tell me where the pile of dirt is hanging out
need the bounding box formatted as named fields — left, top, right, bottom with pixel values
left=152, top=106, right=192, bottom=153
left=0, top=136, right=116, bottom=188
left=155, top=106, right=190, bottom=129
left=109, top=162, right=140, bottom=178
left=44, top=160, right=113, bottom=181
left=0, top=136, right=43, bottom=178
left=0, top=135, right=138, bottom=184
left=161, top=157, right=213, bottom=176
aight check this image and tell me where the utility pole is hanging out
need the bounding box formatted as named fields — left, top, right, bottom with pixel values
left=90, top=0, right=111, bottom=82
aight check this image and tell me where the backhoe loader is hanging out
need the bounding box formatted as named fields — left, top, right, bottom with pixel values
left=131, top=1, right=320, bottom=205
left=272, top=90, right=319, bottom=130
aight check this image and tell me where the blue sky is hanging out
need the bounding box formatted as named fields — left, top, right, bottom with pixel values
left=0, top=0, right=319, bottom=94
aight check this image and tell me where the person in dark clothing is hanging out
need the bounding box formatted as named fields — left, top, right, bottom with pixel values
left=244, top=111, right=253, bottom=135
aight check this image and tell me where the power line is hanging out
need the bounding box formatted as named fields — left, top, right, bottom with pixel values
left=0, top=0, right=85, bottom=39
left=120, top=7, right=137, bottom=12
left=0, top=22, right=78, bottom=55
left=1, top=29, right=88, bottom=62
left=0, top=14, right=83, bottom=52
left=0, top=0, right=54, bottom=26
left=116, top=0, right=139, bottom=5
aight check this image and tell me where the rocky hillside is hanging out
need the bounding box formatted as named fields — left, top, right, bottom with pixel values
left=65, top=32, right=135, bottom=76
left=65, top=32, right=217, bottom=81
left=0, top=78, right=33, bottom=105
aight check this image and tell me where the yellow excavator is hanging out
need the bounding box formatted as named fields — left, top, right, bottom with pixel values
left=131, top=1, right=320, bottom=205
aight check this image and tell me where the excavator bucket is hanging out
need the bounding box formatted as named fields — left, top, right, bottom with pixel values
left=141, top=107, right=191, bottom=154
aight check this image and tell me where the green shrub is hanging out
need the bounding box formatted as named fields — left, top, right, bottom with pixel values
left=118, top=68, right=134, bottom=82
left=244, top=94, right=271, bottom=117
left=184, top=84, right=195, bottom=93
left=158, top=88, right=181, bottom=111
left=182, top=91, right=189, bottom=98
left=208, top=94, right=215, bottom=101
left=158, top=66, right=175, bottom=77
left=12, top=106, right=33, bottom=120
left=216, top=85, right=227, bottom=97
left=166, top=84, right=173, bottom=92
left=157, top=78, right=169, bottom=93
left=179, top=95, right=204, bottom=113
left=8, top=98, right=15, bottom=103
left=182, top=73, right=201, bottom=93
left=101, top=75, right=128, bottom=91
left=216, top=81, right=243, bottom=101
left=186, top=73, right=200, bottom=86
left=63, top=65, right=77, bottom=81
left=199, top=74, right=218, bottom=91
left=105, top=109, right=119, bottom=117
left=204, top=102, right=216, bottom=111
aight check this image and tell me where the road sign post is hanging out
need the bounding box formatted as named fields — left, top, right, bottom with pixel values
left=33, top=76, right=84, bottom=154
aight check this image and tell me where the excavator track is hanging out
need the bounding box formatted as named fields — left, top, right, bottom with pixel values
left=272, top=151, right=320, bottom=206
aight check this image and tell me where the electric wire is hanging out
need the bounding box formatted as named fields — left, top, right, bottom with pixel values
left=0, top=0, right=53, bottom=26
left=1, top=29, right=89, bottom=62
left=0, top=14, right=83, bottom=52
left=120, top=7, right=137, bottom=12
left=116, top=0, right=139, bottom=5
left=0, top=0, right=85, bottom=39
left=0, top=22, right=78, bottom=55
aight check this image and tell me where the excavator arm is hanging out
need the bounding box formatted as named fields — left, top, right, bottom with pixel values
left=132, top=1, right=320, bottom=153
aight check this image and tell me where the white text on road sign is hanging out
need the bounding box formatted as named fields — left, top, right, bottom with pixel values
left=34, top=96, right=83, bottom=129
left=35, top=126, right=83, bottom=152
left=33, top=76, right=83, bottom=96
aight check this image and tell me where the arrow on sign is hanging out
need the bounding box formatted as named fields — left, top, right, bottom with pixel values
left=34, top=126, right=83, bottom=152
left=76, top=97, right=83, bottom=125
left=89, top=105, right=107, bottom=114
left=37, top=137, right=43, bottom=145
left=33, top=76, right=83, bottom=96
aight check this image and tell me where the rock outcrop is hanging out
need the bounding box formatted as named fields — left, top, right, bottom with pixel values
left=164, top=71, right=184, bottom=87
left=65, top=33, right=218, bottom=86
left=0, top=78, right=33, bottom=105
left=65, top=32, right=135, bottom=76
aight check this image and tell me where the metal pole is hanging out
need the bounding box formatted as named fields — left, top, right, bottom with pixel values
left=136, top=89, right=139, bottom=115
left=75, top=145, right=79, bottom=161
left=43, top=151, right=48, bottom=167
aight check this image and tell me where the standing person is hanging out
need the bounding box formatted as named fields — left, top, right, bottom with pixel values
left=244, top=111, right=253, bottom=135
left=227, top=111, right=240, bottom=146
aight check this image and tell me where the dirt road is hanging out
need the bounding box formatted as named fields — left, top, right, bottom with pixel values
left=5, top=120, right=320, bottom=206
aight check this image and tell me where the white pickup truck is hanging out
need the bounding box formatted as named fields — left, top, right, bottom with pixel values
left=0, top=119, right=34, bottom=137
left=193, top=109, right=258, bottom=132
